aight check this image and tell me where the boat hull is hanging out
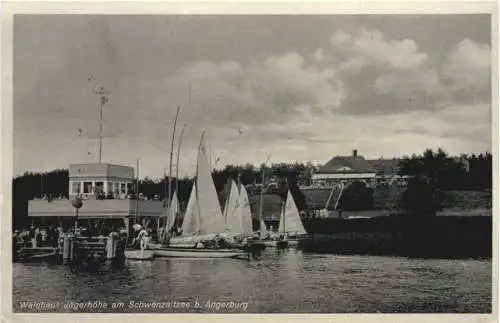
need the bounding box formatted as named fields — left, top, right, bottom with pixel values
left=255, top=239, right=300, bottom=248
left=152, top=247, right=246, bottom=259
left=125, top=249, right=155, bottom=260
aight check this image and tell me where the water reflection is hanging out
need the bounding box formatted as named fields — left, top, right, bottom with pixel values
left=13, top=249, right=492, bottom=313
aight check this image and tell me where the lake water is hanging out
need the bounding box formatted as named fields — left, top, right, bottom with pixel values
left=12, top=249, right=492, bottom=313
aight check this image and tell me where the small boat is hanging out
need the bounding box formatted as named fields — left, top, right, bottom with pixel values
left=18, top=247, right=58, bottom=262
left=153, top=133, right=247, bottom=259
left=259, top=189, right=308, bottom=248
left=125, top=249, right=154, bottom=260
left=152, top=247, right=243, bottom=258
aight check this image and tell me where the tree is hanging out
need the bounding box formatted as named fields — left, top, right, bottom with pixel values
left=401, top=175, right=439, bottom=216
left=338, top=181, right=374, bottom=211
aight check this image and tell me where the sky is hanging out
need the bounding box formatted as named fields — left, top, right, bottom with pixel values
left=13, top=15, right=492, bottom=178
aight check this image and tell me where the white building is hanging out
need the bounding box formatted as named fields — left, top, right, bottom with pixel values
left=69, top=163, right=135, bottom=199
left=311, top=150, right=408, bottom=188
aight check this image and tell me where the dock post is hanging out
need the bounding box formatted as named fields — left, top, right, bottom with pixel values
left=69, top=235, right=75, bottom=261
left=106, top=233, right=115, bottom=260
left=62, top=234, right=70, bottom=264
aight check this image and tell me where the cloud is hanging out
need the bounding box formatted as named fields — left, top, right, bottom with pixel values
left=441, top=38, right=491, bottom=104
left=442, top=38, right=490, bottom=89
left=303, top=28, right=492, bottom=116
left=13, top=18, right=492, bottom=177
left=151, top=52, right=345, bottom=128
left=330, top=28, right=428, bottom=72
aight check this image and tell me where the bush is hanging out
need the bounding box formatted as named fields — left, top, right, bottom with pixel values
left=401, top=175, right=438, bottom=216
left=338, top=181, right=373, bottom=211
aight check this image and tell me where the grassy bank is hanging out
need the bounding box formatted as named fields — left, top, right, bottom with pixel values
left=300, top=215, right=492, bottom=259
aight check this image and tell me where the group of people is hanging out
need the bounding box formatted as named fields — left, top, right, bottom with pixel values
left=130, top=226, right=152, bottom=250
left=13, top=226, right=63, bottom=249
left=12, top=224, right=130, bottom=251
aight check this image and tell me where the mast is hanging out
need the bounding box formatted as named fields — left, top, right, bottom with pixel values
left=259, top=153, right=272, bottom=232
left=259, top=166, right=265, bottom=226
left=135, top=159, right=140, bottom=223
left=281, top=200, right=285, bottom=234
left=93, top=87, right=109, bottom=164
left=175, top=125, right=186, bottom=197
left=167, top=105, right=181, bottom=214
left=282, top=178, right=288, bottom=235
left=194, top=132, right=205, bottom=233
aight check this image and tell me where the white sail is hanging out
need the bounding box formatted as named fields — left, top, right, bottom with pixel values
left=223, top=179, right=243, bottom=234
left=167, top=191, right=179, bottom=231
left=239, top=184, right=253, bottom=235
left=279, top=190, right=306, bottom=235
left=260, top=219, right=268, bottom=235
left=195, top=134, right=225, bottom=235
left=180, top=182, right=199, bottom=235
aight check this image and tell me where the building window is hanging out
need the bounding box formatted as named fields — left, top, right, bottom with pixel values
left=120, top=183, right=126, bottom=194
left=83, top=182, right=93, bottom=194
left=113, top=182, right=120, bottom=194
left=72, top=181, right=81, bottom=194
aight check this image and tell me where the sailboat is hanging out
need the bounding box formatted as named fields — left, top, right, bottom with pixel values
left=276, top=189, right=308, bottom=248
left=150, top=134, right=247, bottom=259
left=239, top=184, right=254, bottom=237
left=166, top=191, right=179, bottom=233
left=223, top=179, right=243, bottom=236
left=220, top=180, right=266, bottom=253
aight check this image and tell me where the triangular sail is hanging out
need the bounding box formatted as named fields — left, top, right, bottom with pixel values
left=260, top=219, right=268, bottom=235
left=167, top=191, right=179, bottom=231
left=239, top=184, right=253, bottom=235
left=181, top=183, right=199, bottom=235
left=224, top=179, right=243, bottom=234
left=195, top=134, right=225, bottom=235
left=279, top=190, right=306, bottom=235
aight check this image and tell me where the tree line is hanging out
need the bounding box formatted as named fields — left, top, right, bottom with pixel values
left=398, top=149, right=492, bottom=191
left=12, top=148, right=492, bottom=227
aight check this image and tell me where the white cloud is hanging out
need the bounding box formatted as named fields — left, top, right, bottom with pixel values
left=442, top=38, right=490, bottom=91
left=154, top=52, right=345, bottom=128
left=13, top=22, right=492, bottom=178
left=330, top=28, right=428, bottom=72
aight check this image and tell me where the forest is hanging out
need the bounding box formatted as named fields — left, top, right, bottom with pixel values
left=12, top=149, right=492, bottom=227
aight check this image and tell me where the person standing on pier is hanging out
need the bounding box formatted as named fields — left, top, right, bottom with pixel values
left=138, top=228, right=150, bottom=250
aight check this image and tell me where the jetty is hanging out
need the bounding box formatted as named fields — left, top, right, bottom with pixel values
left=19, top=162, right=164, bottom=265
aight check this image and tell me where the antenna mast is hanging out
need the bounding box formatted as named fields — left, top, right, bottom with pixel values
left=93, top=86, right=109, bottom=164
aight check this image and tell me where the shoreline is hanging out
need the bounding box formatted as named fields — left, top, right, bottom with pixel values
left=301, top=215, right=492, bottom=259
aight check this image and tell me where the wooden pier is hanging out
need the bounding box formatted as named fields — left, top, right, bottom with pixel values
left=15, top=234, right=126, bottom=264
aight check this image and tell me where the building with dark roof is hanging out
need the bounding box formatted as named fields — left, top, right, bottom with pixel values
left=311, top=150, right=408, bottom=188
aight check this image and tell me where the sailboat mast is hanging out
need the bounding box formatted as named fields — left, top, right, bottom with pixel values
left=194, top=132, right=205, bottom=232
left=167, top=105, right=181, bottom=213
left=175, top=125, right=186, bottom=197
left=281, top=200, right=285, bottom=234
left=259, top=167, right=265, bottom=224
left=259, top=153, right=272, bottom=230
left=135, top=159, right=140, bottom=223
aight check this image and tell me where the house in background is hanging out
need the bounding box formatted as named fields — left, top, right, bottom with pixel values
left=368, top=158, right=409, bottom=186
left=310, top=150, right=408, bottom=188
